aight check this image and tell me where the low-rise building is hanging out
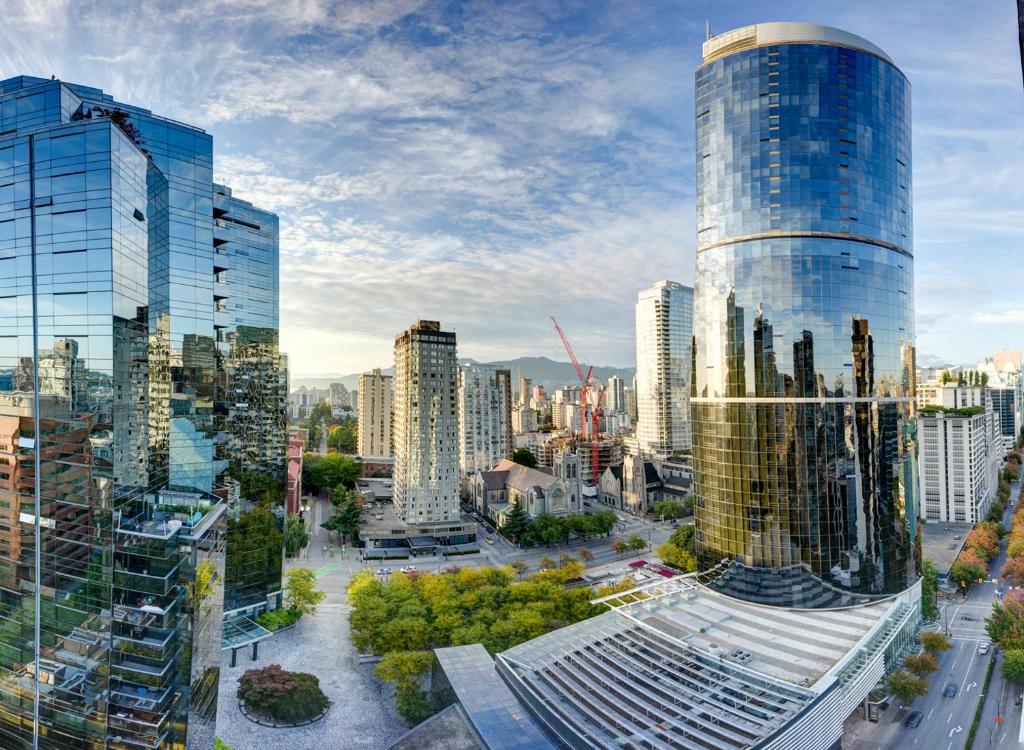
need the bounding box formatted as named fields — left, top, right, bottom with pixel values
left=599, top=454, right=691, bottom=513
left=470, top=454, right=583, bottom=524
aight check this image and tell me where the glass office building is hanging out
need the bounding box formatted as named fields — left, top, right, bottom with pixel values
left=0, top=76, right=281, bottom=748
left=691, top=24, right=919, bottom=606
left=212, top=184, right=287, bottom=618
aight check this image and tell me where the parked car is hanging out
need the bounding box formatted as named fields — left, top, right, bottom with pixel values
left=376, top=568, right=389, bottom=576
left=485, top=537, right=495, bottom=544
left=943, top=682, right=958, bottom=698
left=399, top=566, right=416, bottom=574
left=978, top=642, right=991, bottom=655
left=904, top=711, right=923, bottom=728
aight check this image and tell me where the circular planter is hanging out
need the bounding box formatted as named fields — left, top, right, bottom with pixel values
left=238, top=698, right=330, bottom=728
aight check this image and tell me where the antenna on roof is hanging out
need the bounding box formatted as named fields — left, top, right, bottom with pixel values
left=706, top=20, right=712, bottom=40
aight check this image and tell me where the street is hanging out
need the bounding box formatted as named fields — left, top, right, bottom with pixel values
left=850, top=480, right=1023, bottom=749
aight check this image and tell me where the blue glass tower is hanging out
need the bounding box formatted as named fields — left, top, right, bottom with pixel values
left=0, top=76, right=282, bottom=749
left=691, top=24, right=919, bottom=606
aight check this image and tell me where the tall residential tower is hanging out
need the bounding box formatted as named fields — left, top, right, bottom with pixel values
left=357, top=368, right=393, bottom=457
left=635, top=280, right=694, bottom=459
left=457, top=364, right=512, bottom=476
left=691, top=24, right=919, bottom=606
left=392, top=321, right=460, bottom=523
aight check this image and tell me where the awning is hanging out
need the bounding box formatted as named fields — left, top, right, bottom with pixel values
left=220, top=615, right=272, bottom=651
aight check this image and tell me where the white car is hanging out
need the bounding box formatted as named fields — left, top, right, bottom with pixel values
left=399, top=566, right=416, bottom=574
left=978, top=642, right=991, bottom=655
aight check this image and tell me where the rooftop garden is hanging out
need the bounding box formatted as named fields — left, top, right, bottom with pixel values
left=919, top=405, right=985, bottom=417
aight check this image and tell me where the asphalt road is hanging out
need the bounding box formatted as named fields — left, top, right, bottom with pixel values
left=853, top=481, right=1023, bottom=750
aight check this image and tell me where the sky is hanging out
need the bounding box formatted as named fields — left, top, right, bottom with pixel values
left=1, top=0, right=1021, bottom=376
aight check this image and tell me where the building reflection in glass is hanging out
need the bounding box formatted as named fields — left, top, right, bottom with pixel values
left=692, top=25, right=919, bottom=607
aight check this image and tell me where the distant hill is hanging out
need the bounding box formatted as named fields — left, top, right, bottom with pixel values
left=291, top=356, right=635, bottom=393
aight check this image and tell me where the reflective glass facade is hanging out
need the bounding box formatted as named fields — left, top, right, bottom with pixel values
left=0, top=75, right=277, bottom=749
left=212, top=184, right=286, bottom=616
left=692, top=26, right=919, bottom=606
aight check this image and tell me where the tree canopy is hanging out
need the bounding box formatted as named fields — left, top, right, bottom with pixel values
left=512, top=448, right=537, bottom=468
left=284, top=567, right=325, bottom=617
left=303, top=452, right=360, bottom=494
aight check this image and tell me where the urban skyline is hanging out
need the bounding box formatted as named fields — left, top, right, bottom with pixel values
left=0, top=1, right=1019, bottom=376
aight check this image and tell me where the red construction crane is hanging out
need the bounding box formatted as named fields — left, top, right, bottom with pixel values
left=550, top=316, right=605, bottom=481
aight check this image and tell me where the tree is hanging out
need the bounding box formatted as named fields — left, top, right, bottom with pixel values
left=512, top=448, right=537, bottom=468
left=187, top=558, right=217, bottom=614
left=558, top=551, right=574, bottom=568
left=920, top=560, right=939, bottom=621
left=327, top=420, right=357, bottom=453
left=1002, top=649, right=1024, bottom=683
left=988, top=592, right=1024, bottom=650
left=966, top=526, right=1000, bottom=559
left=903, top=652, right=938, bottom=678
left=509, top=559, right=530, bottom=579
left=921, top=631, right=952, bottom=655
left=284, top=516, right=309, bottom=558
left=591, top=510, right=617, bottom=537
left=887, top=669, right=928, bottom=703
left=577, top=547, right=595, bottom=564
left=531, top=514, right=566, bottom=546
left=375, top=650, right=433, bottom=690
left=657, top=543, right=697, bottom=572
left=214, top=740, right=232, bottom=750
left=653, top=499, right=689, bottom=521
left=498, top=503, right=531, bottom=544
left=303, top=452, right=360, bottom=495
left=669, top=525, right=696, bottom=556
left=612, top=538, right=629, bottom=557
left=627, top=534, right=647, bottom=554
left=538, top=555, right=556, bottom=571
left=1004, top=555, right=1024, bottom=585
left=949, top=558, right=987, bottom=591
left=324, top=491, right=364, bottom=543
left=284, top=567, right=325, bottom=617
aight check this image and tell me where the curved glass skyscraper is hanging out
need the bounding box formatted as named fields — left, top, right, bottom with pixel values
left=692, top=23, right=919, bottom=607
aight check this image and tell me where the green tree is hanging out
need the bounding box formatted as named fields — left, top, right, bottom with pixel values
left=576, top=547, right=594, bottom=564
left=512, top=447, right=538, bottom=468
left=375, top=650, right=433, bottom=690
left=887, top=669, right=929, bottom=703
left=1002, top=649, right=1024, bottom=683
left=509, top=559, right=530, bottom=578
left=498, top=503, right=532, bottom=544
left=531, top=514, right=566, bottom=546
left=668, top=525, right=696, bottom=555
left=920, top=559, right=939, bottom=621
left=327, top=420, right=357, bottom=453
left=949, top=559, right=987, bottom=591
left=538, top=555, right=556, bottom=571
left=284, top=516, right=309, bottom=558
left=214, top=740, right=232, bottom=750
left=591, top=510, right=617, bottom=537
left=303, top=452, right=361, bottom=495
left=284, top=567, right=325, bottom=617
left=323, top=492, right=364, bottom=543
left=987, top=593, right=1024, bottom=650
left=187, top=559, right=217, bottom=614
left=657, top=542, right=697, bottom=572
left=921, top=631, right=952, bottom=655
left=613, top=538, right=629, bottom=557
left=653, top=499, right=689, bottom=520
left=627, top=534, right=647, bottom=554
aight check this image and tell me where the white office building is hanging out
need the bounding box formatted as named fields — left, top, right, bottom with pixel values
left=357, top=368, right=393, bottom=457
left=392, top=321, right=460, bottom=524
left=458, top=364, right=512, bottom=477
left=919, top=384, right=1001, bottom=523
left=635, top=280, right=694, bottom=459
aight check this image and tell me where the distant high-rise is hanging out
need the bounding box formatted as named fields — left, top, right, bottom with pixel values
left=518, top=376, right=532, bottom=406
left=358, top=368, right=393, bottom=457
left=607, top=375, right=626, bottom=413
left=393, top=321, right=460, bottom=523
left=635, top=280, right=693, bottom=459
left=458, top=365, right=512, bottom=475
left=691, top=24, right=918, bottom=606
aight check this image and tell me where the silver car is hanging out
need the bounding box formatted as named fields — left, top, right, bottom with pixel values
left=978, top=642, right=991, bottom=655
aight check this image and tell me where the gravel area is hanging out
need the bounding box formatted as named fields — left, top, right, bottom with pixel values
left=215, top=602, right=405, bottom=749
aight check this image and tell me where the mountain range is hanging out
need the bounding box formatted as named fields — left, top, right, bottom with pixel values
left=291, top=356, right=636, bottom=393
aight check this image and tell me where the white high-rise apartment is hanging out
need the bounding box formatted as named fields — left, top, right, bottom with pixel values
left=919, top=385, right=1001, bottom=523
left=608, top=375, right=626, bottom=413
left=635, top=280, right=694, bottom=458
left=458, top=364, right=512, bottom=476
left=357, top=368, right=393, bottom=457
left=393, top=321, right=460, bottom=524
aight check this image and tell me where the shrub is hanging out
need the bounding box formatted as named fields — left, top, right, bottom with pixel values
left=255, top=607, right=301, bottom=632
left=237, top=664, right=330, bottom=723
